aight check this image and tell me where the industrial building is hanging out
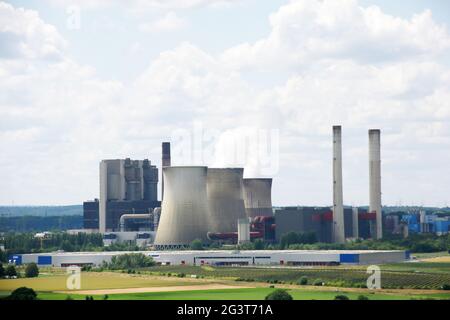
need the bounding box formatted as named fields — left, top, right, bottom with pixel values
left=79, top=125, right=387, bottom=248
left=10, top=249, right=409, bottom=267
left=274, top=207, right=376, bottom=242
left=83, top=158, right=160, bottom=233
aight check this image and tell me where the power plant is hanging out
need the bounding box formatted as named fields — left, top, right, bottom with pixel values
left=82, top=125, right=384, bottom=248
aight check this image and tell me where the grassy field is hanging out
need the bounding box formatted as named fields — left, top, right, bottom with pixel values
left=2, top=258, right=450, bottom=300
left=3, top=287, right=450, bottom=301
left=0, top=272, right=205, bottom=292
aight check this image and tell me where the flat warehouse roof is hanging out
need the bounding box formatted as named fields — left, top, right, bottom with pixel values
left=16, top=249, right=406, bottom=257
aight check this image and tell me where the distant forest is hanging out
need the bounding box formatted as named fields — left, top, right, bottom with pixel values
left=0, top=205, right=82, bottom=217
left=0, top=215, right=83, bottom=232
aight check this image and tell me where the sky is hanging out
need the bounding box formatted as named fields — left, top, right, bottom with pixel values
left=0, top=0, right=450, bottom=207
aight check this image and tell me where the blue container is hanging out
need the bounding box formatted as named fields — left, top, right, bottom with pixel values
left=340, top=254, right=359, bottom=263
left=37, top=255, right=52, bottom=265
left=8, top=255, right=22, bottom=265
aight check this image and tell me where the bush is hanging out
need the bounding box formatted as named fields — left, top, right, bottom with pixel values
left=313, top=279, right=324, bottom=286
left=103, top=294, right=109, bottom=300
left=265, top=289, right=293, bottom=300
left=190, top=239, right=204, bottom=250
left=5, top=265, right=17, bottom=277
left=85, top=295, right=94, bottom=300
left=107, top=253, right=155, bottom=270
left=357, top=295, right=369, bottom=300
left=0, top=263, right=4, bottom=278
left=441, top=284, right=450, bottom=290
left=25, top=263, right=39, bottom=278
left=297, top=276, right=308, bottom=285
left=334, top=295, right=350, bottom=300
left=65, top=296, right=74, bottom=300
left=6, top=287, right=37, bottom=300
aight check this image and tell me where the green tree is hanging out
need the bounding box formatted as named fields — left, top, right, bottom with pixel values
left=5, top=264, right=17, bottom=277
left=0, top=263, right=4, bottom=278
left=253, top=239, right=265, bottom=250
left=25, top=262, right=39, bottom=278
left=190, top=239, right=203, bottom=250
left=313, top=279, right=324, bottom=286
left=6, top=287, right=37, bottom=300
left=265, top=289, right=293, bottom=300
left=441, top=284, right=450, bottom=290
left=297, top=276, right=308, bottom=285
left=357, top=295, right=369, bottom=300
left=107, top=253, right=155, bottom=270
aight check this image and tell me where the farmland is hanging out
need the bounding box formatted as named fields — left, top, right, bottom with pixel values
left=1, top=259, right=450, bottom=300
left=141, top=263, right=450, bottom=290
left=15, top=288, right=450, bottom=301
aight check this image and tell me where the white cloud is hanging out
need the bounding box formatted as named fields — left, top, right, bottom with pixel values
left=45, top=0, right=242, bottom=11
left=0, top=2, right=66, bottom=60
left=1, top=0, right=450, bottom=206
left=221, top=0, right=450, bottom=70
left=139, top=12, right=186, bottom=33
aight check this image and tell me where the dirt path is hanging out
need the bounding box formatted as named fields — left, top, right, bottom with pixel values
left=56, top=284, right=251, bottom=295
left=421, top=256, right=450, bottom=263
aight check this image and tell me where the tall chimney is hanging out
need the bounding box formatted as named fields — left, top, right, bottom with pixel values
left=369, top=129, right=382, bottom=239
left=161, top=142, right=171, bottom=201
left=332, top=126, right=345, bottom=243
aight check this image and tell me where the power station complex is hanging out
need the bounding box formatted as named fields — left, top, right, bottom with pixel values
left=11, top=126, right=407, bottom=267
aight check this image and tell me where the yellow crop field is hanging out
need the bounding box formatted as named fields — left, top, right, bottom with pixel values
left=0, top=272, right=205, bottom=292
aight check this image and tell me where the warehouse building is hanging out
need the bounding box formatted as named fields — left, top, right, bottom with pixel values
left=10, top=249, right=408, bottom=267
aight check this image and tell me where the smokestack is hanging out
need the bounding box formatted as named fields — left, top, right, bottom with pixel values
left=332, top=126, right=345, bottom=243
left=369, top=129, right=382, bottom=239
left=161, top=142, right=171, bottom=201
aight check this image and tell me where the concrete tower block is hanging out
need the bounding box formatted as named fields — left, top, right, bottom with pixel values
left=332, top=126, right=345, bottom=243
left=369, top=129, right=382, bottom=239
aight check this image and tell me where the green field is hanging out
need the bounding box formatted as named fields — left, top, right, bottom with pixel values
left=3, top=288, right=450, bottom=301
left=2, top=261, right=450, bottom=300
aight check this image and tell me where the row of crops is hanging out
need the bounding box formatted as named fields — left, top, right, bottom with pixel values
left=144, top=265, right=450, bottom=289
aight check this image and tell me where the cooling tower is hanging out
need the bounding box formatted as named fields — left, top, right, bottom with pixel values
left=332, top=126, right=345, bottom=243
left=206, top=168, right=246, bottom=233
left=369, top=129, right=382, bottom=239
left=154, top=166, right=210, bottom=249
left=242, top=178, right=273, bottom=217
